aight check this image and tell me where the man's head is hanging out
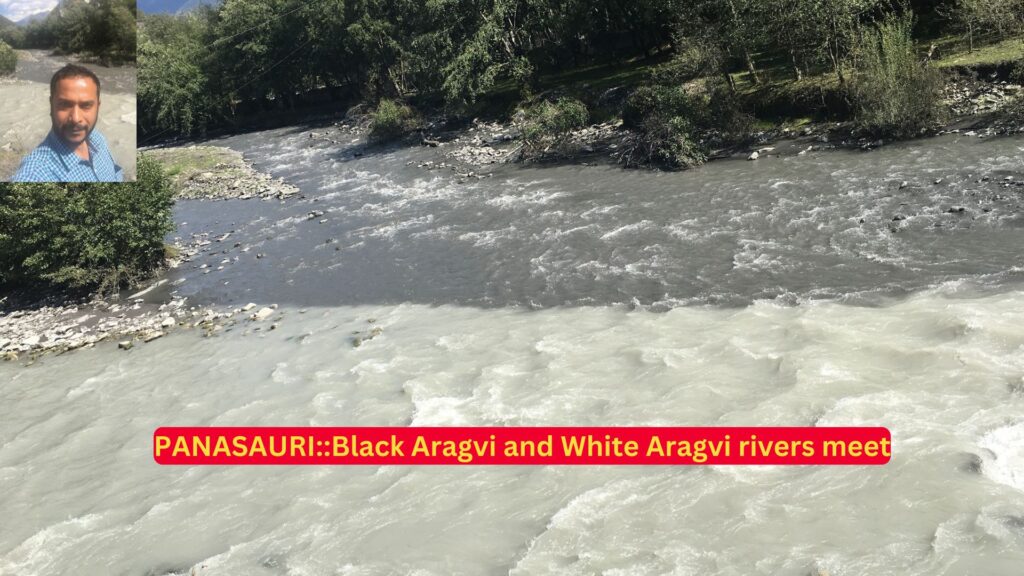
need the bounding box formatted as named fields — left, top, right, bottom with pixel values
left=49, top=64, right=102, bottom=149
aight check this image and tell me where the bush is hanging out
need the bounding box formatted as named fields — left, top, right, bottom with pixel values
left=0, top=40, right=15, bottom=76
left=518, top=97, right=589, bottom=157
left=0, top=155, right=175, bottom=295
left=850, top=13, right=944, bottom=138
left=621, top=86, right=708, bottom=169
left=623, top=116, right=707, bottom=169
left=368, top=99, right=421, bottom=143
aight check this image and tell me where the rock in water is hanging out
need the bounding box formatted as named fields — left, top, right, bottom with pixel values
left=118, top=341, right=133, bottom=350
left=747, top=151, right=759, bottom=161
left=252, top=307, right=274, bottom=321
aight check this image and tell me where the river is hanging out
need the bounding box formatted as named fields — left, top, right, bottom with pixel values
left=1, top=129, right=1023, bottom=575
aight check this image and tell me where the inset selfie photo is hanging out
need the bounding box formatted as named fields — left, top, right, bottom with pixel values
left=0, top=0, right=136, bottom=182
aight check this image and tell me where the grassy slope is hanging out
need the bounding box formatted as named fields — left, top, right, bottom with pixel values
left=935, top=36, right=1024, bottom=68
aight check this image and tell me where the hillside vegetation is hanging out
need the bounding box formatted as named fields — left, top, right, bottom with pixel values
left=138, top=0, right=1024, bottom=164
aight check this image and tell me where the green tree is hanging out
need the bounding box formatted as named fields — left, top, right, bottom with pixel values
left=943, top=0, right=1024, bottom=51
left=0, top=156, right=175, bottom=294
left=0, top=40, right=15, bottom=76
left=139, top=11, right=225, bottom=137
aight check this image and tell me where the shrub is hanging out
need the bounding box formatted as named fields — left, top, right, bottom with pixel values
left=0, top=155, right=175, bottom=295
left=620, top=86, right=709, bottom=169
left=368, top=99, right=421, bottom=143
left=518, top=97, right=589, bottom=157
left=623, top=116, right=707, bottom=169
left=0, top=40, right=16, bottom=76
left=849, top=13, right=944, bottom=138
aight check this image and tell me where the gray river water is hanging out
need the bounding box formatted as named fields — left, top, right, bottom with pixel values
left=172, top=128, right=1024, bottom=308
left=2, top=128, right=1024, bottom=575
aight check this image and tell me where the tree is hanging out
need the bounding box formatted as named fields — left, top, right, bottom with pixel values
left=0, top=40, right=15, bottom=76
left=138, top=12, right=221, bottom=136
left=943, top=0, right=1024, bottom=52
left=0, top=155, right=175, bottom=294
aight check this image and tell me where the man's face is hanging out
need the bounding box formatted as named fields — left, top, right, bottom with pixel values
left=50, top=77, right=100, bottom=148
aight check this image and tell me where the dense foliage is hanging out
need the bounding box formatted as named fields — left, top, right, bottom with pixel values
left=136, top=0, right=1024, bottom=140
left=0, top=39, right=14, bottom=76
left=14, top=0, right=136, bottom=63
left=138, top=13, right=221, bottom=137
left=0, top=156, right=175, bottom=295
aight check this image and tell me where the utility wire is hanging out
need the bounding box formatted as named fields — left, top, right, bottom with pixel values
left=208, top=2, right=308, bottom=48
left=232, top=37, right=313, bottom=94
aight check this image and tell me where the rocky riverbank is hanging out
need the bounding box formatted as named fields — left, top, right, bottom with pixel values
left=0, top=150, right=300, bottom=363
left=0, top=230, right=288, bottom=364
left=290, top=73, right=1024, bottom=174
left=143, top=145, right=300, bottom=200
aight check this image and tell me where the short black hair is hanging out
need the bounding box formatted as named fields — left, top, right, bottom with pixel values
left=50, top=64, right=101, bottom=101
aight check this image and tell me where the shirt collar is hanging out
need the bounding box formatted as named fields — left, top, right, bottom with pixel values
left=45, top=129, right=99, bottom=170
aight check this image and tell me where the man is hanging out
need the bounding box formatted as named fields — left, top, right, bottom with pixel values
left=13, top=64, right=123, bottom=182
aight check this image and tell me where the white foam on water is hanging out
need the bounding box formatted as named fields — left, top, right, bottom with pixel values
left=3, top=290, right=1024, bottom=574
left=979, top=423, right=1024, bottom=492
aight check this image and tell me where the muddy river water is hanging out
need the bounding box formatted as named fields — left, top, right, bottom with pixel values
left=2, top=128, right=1023, bottom=575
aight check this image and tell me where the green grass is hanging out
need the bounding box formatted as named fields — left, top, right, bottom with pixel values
left=144, top=146, right=247, bottom=193
left=535, top=55, right=663, bottom=95
left=147, top=146, right=238, bottom=174
left=935, top=35, right=1024, bottom=68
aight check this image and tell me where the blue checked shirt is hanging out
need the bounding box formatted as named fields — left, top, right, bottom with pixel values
left=12, top=129, right=124, bottom=182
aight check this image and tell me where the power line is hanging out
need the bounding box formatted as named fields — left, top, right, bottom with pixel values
left=208, top=1, right=308, bottom=48
left=233, top=37, right=313, bottom=94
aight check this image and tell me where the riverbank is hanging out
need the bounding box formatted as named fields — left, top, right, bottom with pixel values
left=142, top=145, right=300, bottom=200
left=0, top=144, right=306, bottom=362
left=5, top=66, right=1024, bottom=364
left=0, top=228, right=282, bottom=364
left=279, top=65, right=1024, bottom=174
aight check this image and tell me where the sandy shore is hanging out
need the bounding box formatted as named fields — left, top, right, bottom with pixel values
left=1, top=51, right=136, bottom=181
